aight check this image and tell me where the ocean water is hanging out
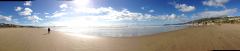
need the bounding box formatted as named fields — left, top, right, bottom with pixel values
left=54, top=25, right=187, bottom=37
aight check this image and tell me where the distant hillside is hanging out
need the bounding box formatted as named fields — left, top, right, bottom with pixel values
left=0, top=23, right=21, bottom=27
left=0, top=23, right=42, bottom=28
left=186, top=16, right=240, bottom=25
left=164, top=16, right=240, bottom=26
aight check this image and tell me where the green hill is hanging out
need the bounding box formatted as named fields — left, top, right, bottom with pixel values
left=186, top=16, right=240, bottom=25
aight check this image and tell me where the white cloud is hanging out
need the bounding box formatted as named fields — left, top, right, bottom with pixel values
left=51, top=11, right=67, bottom=17
left=12, top=19, right=19, bottom=24
left=53, top=7, right=185, bottom=21
left=73, top=7, right=114, bottom=14
left=59, top=4, right=68, bottom=8
left=19, top=8, right=33, bottom=16
left=203, top=0, right=229, bottom=7
left=168, top=14, right=177, bottom=19
left=26, top=15, right=42, bottom=23
left=59, top=4, right=68, bottom=11
left=195, top=8, right=237, bottom=18
left=49, top=5, right=188, bottom=26
left=0, top=15, right=12, bottom=21
left=15, top=6, right=22, bottom=11
left=24, top=1, right=31, bottom=6
left=148, top=10, right=154, bottom=13
left=71, top=7, right=147, bottom=21
left=154, top=14, right=179, bottom=20
left=141, top=7, right=145, bottom=10
left=175, top=4, right=195, bottom=12
left=44, top=13, right=49, bottom=14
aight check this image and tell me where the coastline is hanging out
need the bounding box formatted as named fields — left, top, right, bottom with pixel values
left=1, top=24, right=240, bottom=51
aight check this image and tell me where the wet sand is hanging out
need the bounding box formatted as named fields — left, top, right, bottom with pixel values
left=1, top=24, right=240, bottom=51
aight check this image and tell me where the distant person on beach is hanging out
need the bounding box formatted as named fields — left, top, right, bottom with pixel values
left=48, top=28, right=51, bottom=33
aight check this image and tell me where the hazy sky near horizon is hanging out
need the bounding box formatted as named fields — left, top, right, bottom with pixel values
left=0, top=0, right=240, bottom=26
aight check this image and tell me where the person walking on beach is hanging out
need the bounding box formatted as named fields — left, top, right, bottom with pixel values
left=48, top=28, right=51, bottom=34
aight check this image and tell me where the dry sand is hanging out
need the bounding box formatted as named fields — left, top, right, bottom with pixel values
left=1, top=24, right=240, bottom=51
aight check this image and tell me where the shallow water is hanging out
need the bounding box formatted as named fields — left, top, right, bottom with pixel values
left=53, top=25, right=187, bottom=37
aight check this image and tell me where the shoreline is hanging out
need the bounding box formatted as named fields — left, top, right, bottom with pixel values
left=1, top=24, right=240, bottom=51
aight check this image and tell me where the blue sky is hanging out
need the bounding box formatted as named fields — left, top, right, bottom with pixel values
left=0, top=0, right=240, bottom=26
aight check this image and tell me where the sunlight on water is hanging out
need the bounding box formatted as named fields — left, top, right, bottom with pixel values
left=54, top=25, right=186, bottom=37
left=64, top=33, right=100, bottom=39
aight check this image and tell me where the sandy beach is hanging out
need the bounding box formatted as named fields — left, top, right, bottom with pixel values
left=1, top=24, right=240, bottom=51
